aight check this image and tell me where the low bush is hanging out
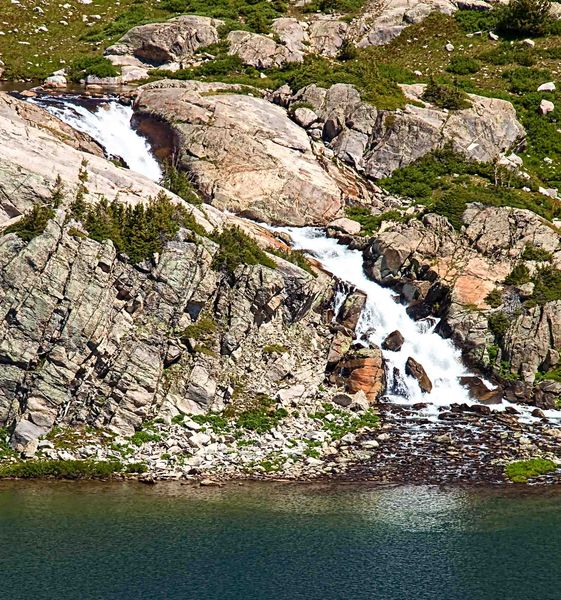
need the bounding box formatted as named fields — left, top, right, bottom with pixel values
left=485, top=288, right=503, bottom=308
left=235, top=395, right=288, bottom=433
left=4, top=205, right=55, bottom=242
left=496, top=0, right=553, bottom=38
left=345, top=207, right=406, bottom=235
left=211, top=226, right=276, bottom=275
left=521, top=244, right=553, bottom=262
left=67, top=56, right=120, bottom=81
left=160, top=163, right=201, bottom=205
left=0, top=459, right=124, bottom=479
left=422, top=78, right=472, bottom=110
left=447, top=56, right=481, bottom=75
left=505, top=458, right=557, bottom=483
left=528, top=266, right=561, bottom=305
left=504, top=263, right=531, bottom=285
left=488, top=311, right=511, bottom=339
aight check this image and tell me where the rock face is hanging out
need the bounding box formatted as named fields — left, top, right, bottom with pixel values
left=0, top=211, right=333, bottom=453
left=405, top=357, right=433, bottom=393
left=106, top=16, right=223, bottom=64
left=227, top=30, right=303, bottom=68
left=288, top=83, right=525, bottom=177
left=134, top=80, right=358, bottom=225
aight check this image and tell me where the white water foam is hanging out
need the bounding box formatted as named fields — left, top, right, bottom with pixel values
left=31, top=97, right=162, bottom=181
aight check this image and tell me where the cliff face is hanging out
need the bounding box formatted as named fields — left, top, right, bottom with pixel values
left=0, top=210, right=336, bottom=455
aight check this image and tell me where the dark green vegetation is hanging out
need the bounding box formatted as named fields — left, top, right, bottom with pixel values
left=378, top=147, right=561, bottom=227
left=160, top=162, right=202, bottom=205
left=310, top=403, right=379, bottom=440
left=504, top=263, right=531, bottom=285
left=422, top=78, right=471, bottom=110
left=496, top=0, right=554, bottom=38
left=155, top=50, right=410, bottom=110
left=70, top=191, right=205, bottom=263
left=67, top=56, right=120, bottom=81
left=0, top=459, right=130, bottom=479
left=211, top=226, right=276, bottom=275
left=4, top=204, right=55, bottom=242
left=345, top=207, right=409, bottom=235
left=505, top=458, right=557, bottom=482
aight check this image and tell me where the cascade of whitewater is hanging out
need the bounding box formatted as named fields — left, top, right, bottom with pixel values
left=30, top=96, right=162, bottom=182
left=283, top=227, right=473, bottom=407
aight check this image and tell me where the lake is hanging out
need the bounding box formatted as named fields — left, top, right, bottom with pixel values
left=1, top=481, right=560, bottom=599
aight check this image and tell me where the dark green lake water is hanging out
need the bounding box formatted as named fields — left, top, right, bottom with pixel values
left=1, top=481, right=561, bottom=600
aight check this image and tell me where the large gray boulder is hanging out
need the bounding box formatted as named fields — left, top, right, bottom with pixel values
left=227, top=30, right=304, bottom=68
left=105, top=15, right=223, bottom=64
left=134, top=80, right=352, bottom=225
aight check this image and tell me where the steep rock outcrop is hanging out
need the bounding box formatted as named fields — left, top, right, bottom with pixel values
left=0, top=212, right=333, bottom=453
left=134, top=80, right=358, bottom=225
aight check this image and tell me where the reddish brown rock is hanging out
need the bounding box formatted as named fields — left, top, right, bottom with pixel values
left=459, top=376, right=502, bottom=405
left=340, top=346, right=386, bottom=403
left=405, top=357, right=432, bottom=394
left=382, top=330, right=404, bottom=352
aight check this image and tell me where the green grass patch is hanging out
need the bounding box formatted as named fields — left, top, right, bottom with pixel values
left=310, top=403, right=379, bottom=440
left=505, top=458, right=557, bottom=483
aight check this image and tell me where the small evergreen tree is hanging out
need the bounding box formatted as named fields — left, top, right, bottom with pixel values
left=497, top=0, right=552, bottom=37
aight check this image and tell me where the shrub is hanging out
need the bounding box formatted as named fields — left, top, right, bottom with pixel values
left=505, top=458, right=556, bottom=483
left=455, top=9, right=500, bottom=32
left=521, top=244, right=553, bottom=262
left=160, top=163, right=201, bottom=205
left=191, top=412, right=231, bottom=433
left=485, top=288, right=503, bottom=308
left=431, top=192, right=469, bottom=230
left=211, top=226, right=276, bottom=275
left=130, top=430, right=161, bottom=446
left=0, top=459, right=124, bottom=479
left=529, top=266, right=561, bottom=305
left=488, top=311, right=511, bottom=339
left=235, top=396, right=289, bottom=433
left=422, top=78, right=472, bottom=110
left=447, top=56, right=481, bottom=75
left=345, top=207, right=406, bottom=235
left=504, top=263, right=531, bottom=285
left=497, top=0, right=553, bottom=37
left=4, top=205, right=55, bottom=242
left=72, top=192, right=205, bottom=264
left=67, top=56, right=120, bottom=81
left=338, top=40, right=358, bottom=61
left=269, top=248, right=316, bottom=276
left=181, top=316, right=217, bottom=341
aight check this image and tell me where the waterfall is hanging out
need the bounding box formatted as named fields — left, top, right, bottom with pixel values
left=282, top=227, right=473, bottom=407
left=29, top=96, right=162, bottom=182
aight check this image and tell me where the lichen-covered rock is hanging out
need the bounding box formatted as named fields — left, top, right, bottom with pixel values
left=134, top=80, right=356, bottom=225
left=105, top=15, right=223, bottom=64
